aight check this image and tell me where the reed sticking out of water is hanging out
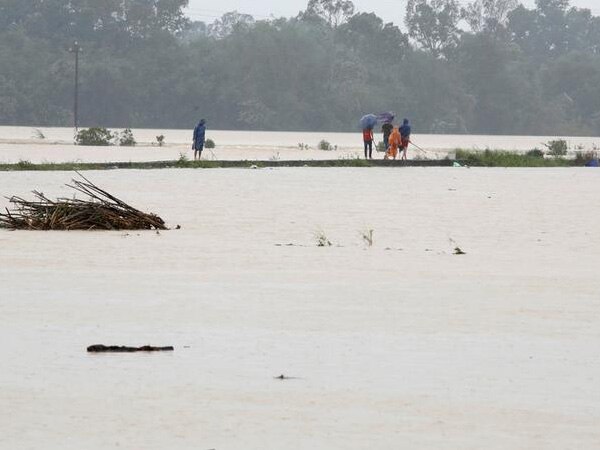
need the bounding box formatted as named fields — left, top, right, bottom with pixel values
left=0, top=172, right=167, bottom=231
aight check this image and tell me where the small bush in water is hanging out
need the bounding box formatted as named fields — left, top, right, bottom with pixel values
left=575, top=150, right=598, bottom=165
left=118, top=128, right=136, bottom=146
left=205, top=138, right=216, bottom=149
left=177, top=152, right=189, bottom=165
left=315, top=231, right=332, bottom=247
left=544, top=139, right=568, bottom=157
left=17, top=159, right=34, bottom=169
left=318, top=140, right=333, bottom=151
left=76, top=127, right=113, bottom=146
left=526, top=149, right=544, bottom=158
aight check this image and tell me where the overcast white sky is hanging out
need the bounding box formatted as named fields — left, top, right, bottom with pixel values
left=186, top=0, right=600, bottom=26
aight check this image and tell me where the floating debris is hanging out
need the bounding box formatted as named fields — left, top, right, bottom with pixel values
left=361, top=229, right=374, bottom=247
left=274, top=374, right=300, bottom=380
left=0, top=173, right=167, bottom=231
left=87, top=345, right=174, bottom=353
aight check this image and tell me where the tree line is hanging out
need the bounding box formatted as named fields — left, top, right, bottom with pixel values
left=1, top=0, right=600, bottom=135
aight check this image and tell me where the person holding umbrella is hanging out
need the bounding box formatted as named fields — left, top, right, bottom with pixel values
left=362, top=127, right=374, bottom=159
left=377, top=113, right=395, bottom=154
left=359, top=114, right=378, bottom=160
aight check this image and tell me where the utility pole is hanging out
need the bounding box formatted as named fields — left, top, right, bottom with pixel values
left=69, top=41, right=81, bottom=131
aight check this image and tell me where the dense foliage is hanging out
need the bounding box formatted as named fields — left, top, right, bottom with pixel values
left=2, top=0, right=600, bottom=135
left=75, top=127, right=113, bottom=146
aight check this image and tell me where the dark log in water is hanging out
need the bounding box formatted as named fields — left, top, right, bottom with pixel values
left=87, top=345, right=174, bottom=353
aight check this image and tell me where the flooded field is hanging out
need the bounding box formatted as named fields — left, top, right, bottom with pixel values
left=1, top=126, right=600, bottom=163
left=1, top=168, right=599, bottom=449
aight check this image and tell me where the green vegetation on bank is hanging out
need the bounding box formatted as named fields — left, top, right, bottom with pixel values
left=0, top=159, right=450, bottom=171
left=1, top=152, right=597, bottom=171
left=455, top=150, right=578, bottom=167
left=75, top=127, right=137, bottom=146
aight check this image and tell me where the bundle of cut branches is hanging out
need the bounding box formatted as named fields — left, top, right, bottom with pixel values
left=0, top=173, right=167, bottom=231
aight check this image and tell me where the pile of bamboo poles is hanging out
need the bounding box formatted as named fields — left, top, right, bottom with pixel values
left=0, top=173, right=167, bottom=231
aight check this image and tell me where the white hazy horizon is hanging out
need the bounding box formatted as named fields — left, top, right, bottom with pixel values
left=187, top=0, right=600, bottom=26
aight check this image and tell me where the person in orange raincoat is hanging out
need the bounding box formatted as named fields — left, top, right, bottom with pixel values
left=384, top=127, right=401, bottom=160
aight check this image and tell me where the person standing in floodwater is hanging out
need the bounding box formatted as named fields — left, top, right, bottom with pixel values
left=399, top=118, right=411, bottom=160
left=381, top=121, right=393, bottom=155
left=193, top=119, right=206, bottom=160
left=384, top=126, right=401, bottom=160
left=362, top=127, right=374, bottom=159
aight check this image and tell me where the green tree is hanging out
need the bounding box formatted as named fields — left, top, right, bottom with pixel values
left=400, top=51, right=472, bottom=133
left=405, top=0, right=461, bottom=58
left=208, top=11, right=255, bottom=39
left=337, top=13, right=409, bottom=63
left=506, top=0, right=600, bottom=59
left=542, top=52, right=600, bottom=133
left=457, top=34, right=540, bottom=134
left=0, top=0, right=189, bottom=46
left=303, top=0, right=355, bottom=28
left=462, top=0, right=519, bottom=34
left=2, top=0, right=600, bottom=135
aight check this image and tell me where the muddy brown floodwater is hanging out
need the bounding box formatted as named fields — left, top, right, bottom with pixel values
left=1, top=168, right=599, bottom=449
left=2, top=125, right=600, bottom=163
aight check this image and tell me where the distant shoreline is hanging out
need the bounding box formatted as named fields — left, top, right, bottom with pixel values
left=0, top=159, right=451, bottom=171
left=0, top=155, right=585, bottom=171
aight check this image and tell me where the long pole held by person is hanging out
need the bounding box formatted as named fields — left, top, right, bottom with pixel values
left=69, top=41, right=81, bottom=132
left=409, top=140, right=428, bottom=155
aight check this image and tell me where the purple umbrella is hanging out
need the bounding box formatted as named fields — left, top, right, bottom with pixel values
left=377, top=112, right=395, bottom=124
left=359, top=114, right=378, bottom=130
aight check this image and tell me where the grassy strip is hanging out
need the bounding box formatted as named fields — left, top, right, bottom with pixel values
left=0, top=152, right=589, bottom=171
left=455, top=149, right=577, bottom=167
left=0, top=159, right=454, bottom=171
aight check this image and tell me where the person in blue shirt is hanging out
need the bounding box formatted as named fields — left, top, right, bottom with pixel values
left=399, top=118, right=411, bottom=160
left=193, top=119, right=206, bottom=160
